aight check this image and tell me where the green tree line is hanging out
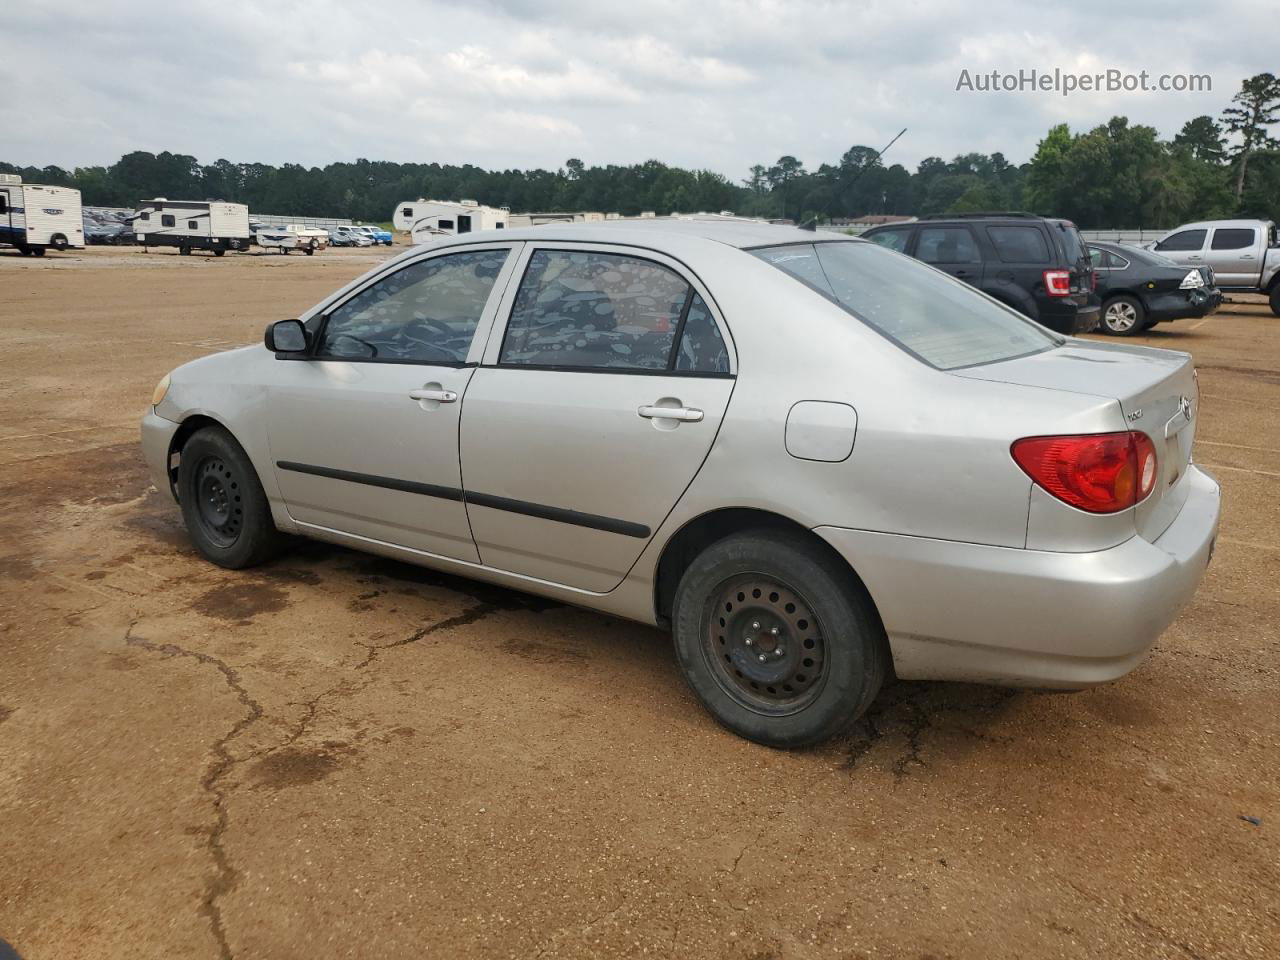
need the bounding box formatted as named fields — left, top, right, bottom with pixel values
left=4, top=73, right=1276, bottom=229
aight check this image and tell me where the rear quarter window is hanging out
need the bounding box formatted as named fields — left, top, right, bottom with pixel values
left=753, top=242, right=1060, bottom=371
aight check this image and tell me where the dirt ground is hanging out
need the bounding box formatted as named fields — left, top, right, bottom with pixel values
left=0, top=244, right=1276, bottom=960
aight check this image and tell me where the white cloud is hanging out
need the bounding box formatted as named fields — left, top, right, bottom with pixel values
left=1, top=0, right=1275, bottom=178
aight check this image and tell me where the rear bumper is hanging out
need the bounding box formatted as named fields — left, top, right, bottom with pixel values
left=140, top=409, right=181, bottom=501
left=1148, top=288, right=1222, bottom=322
left=815, top=465, right=1220, bottom=689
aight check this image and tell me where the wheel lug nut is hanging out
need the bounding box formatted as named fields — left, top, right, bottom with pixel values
left=771, top=627, right=779, bottom=635
left=752, top=621, right=760, bottom=630
left=758, top=654, right=767, bottom=662
left=744, top=637, right=753, bottom=646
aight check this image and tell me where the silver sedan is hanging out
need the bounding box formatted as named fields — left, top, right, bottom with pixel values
left=141, top=220, right=1220, bottom=747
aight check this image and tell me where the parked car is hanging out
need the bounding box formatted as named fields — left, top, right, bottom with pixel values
left=355, top=224, right=394, bottom=246
left=862, top=212, right=1100, bottom=334
left=1089, top=241, right=1222, bottom=336
left=141, top=221, right=1218, bottom=748
left=1148, top=219, right=1280, bottom=316
left=330, top=225, right=373, bottom=247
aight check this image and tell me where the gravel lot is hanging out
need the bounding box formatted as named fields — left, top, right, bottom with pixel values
left=0, top=244, right=1276, bottom=959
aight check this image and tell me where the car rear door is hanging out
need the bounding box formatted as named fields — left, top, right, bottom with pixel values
left=458, top=243, right=735, bottom=592
left=1205, top=226, right=1259, bottom=287
left=914, top=225, right=984, bottom=286
left=266, top=243, right=521, bottom=561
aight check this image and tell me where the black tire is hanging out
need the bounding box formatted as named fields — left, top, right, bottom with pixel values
left=672, top=529, right=887, bottom=748
left=177, top=426, right=285, bottom=569
left=304, top=245, right=315, bottom=255
left=30, top=246, right=45, bottom=257
left=50, top=234, right=69, bottom=251
left=1100, top=294, right=1145, bottom=336
left=17, top=244, right=32, bottom=256
left=1269, top=284, right=1280, bottom=318
left=214, top=248, right=225, bottom=257
left=179, top=246, right=189, bottom=256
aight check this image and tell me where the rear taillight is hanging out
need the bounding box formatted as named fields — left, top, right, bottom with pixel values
left=1091, top=271, right=1099, bottom=291
left=1043, top=269, right=1071, bottom=297
left=1012, top=432, right=1158, bottom=514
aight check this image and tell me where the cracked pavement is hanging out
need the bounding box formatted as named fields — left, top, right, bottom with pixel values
left=1, top=246, right=1277, bottom=958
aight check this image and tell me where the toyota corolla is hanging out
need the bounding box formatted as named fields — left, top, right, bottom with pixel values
left=141, top=220, right=1220, bottom=747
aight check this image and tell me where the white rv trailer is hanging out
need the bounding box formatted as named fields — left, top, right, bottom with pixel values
left=133, top=199, right=251, bottom=256
left=0, top=174, right=84, bottom=255
left=505, top=211, right=607, bottom=228
left=394, top=198, right=508, bottom=244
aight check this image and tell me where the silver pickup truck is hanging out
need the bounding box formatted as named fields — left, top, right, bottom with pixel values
left=1150, top=219, right=1280, bottom=315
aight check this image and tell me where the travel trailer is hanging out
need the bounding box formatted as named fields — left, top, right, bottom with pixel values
left=253, top=222, right=328, bottom=255
left=0, top=174, right=84, bottom=255
left=393, top=198, right=508, bottom=244
left=506, top=211, right=607, bottom=228
left=134, top=199, right=251, bottom=256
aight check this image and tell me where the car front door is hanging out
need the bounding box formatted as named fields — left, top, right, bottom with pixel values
left=1152, top=228, right=1207, bottom=270
left=266, top=243, right=520, bottom=561
left=458, top=244, right=735, bottom=592
left=914, top=225, right=984, bottom=286
left=1205, top=226, right=1258, bottom=287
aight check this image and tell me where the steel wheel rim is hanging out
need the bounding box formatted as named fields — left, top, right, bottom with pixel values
left=194, top=456, right=243, bottom=548
left=1105, top=301, right=1138, bottom=332
left=702, top=576, right=828, bottom=716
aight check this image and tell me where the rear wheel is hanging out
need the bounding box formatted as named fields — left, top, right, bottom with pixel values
left=50, top=234, right=69, bottom=251
left=177, top=426, right=285, bottom=568
left=672, top=529, right=887, bottom=748
left=1101, top=295, right=1145, bottom=336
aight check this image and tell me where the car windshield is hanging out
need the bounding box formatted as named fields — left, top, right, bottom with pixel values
left=753, top=241, right=1061, bottom=370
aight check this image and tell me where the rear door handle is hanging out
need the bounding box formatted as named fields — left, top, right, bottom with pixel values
left=409, top=388, right=457, bottom=403
left=638, top=404, right=703, bottom=422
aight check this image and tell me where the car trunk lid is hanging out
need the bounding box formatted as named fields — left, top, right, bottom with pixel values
left=957, top=341, right=1198, bottom=542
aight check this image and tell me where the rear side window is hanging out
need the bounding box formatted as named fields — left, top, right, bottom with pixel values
left=866, top=228, right=910, bottom=253
left=916, top=227, right=981, bottom=264
left=754, top=242, right=1059, bottom=370
left=987, top=226, right=1050, bottom=264
left=1156, top=229, right=1207, bottom=252
left=1211, top=228, right=1255, bottom=250
left=500, top=249, right=727, bottom=373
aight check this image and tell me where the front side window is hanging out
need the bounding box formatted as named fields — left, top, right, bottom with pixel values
left=139, top=211, right=150, bottom=221
left=988, top=226, right=1050, bottom=264
left=754, top=242, right=1059, bottom=371
left=438, top=219, right=455, bottom=230
left=1156, top=229, right=1207, bottom=252
left=161, top=214, right=175, bottom=227
left=1088, top=247, right=1106, bottom=268
left=866, top=228, right=910, bottom=253
left=401, top=207, right=413, bottom=218
left=1211, top=228, right=1255, bottom=250
left=317, top=248, right=509, bottom=363
left=500, top=250, right=708, bottom=371
left=916, top=227, right=980, bottom=264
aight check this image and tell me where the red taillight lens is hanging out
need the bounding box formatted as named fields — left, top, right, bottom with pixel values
left=1043, top=269, right=1071, bottom=297
left=1091, top=271, right=1099, bottom=291
left=1012, top=432, right=1158, bottom=513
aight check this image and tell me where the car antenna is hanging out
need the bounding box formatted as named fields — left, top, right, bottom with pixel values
left=802, top=128, right=907, bottom=231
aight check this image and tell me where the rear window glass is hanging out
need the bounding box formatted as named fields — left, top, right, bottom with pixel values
left=1053, top=221, right=1087, bottom=264
left=1211, top=228, right=1255, bottom=250
left=753, top=242, right=1059, bottom=371
left=988, top=226, right=1050, bottom=263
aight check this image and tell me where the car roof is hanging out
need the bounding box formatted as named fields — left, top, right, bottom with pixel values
left=1163, top=219, right=1271, bottom=232
left=424, top=218, right=847, bottom=251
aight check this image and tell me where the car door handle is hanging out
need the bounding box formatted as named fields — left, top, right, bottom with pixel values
left=409, top=388, right=457, bottom=403
left=638, top=404, right=703, bottom=422
left=1188, top=255, right=1202, bottom=260
left=1241, top=254, right=1256, bottom=260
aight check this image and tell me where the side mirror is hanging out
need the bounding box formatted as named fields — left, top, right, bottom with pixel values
left=265, top=319, right=308, bottom=355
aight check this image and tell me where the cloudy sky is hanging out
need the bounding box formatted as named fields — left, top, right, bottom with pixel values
left=3, top=0, right=1274, bottom=178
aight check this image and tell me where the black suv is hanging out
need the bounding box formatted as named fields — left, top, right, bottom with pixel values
left=861, top=213, right=1100, bottom=334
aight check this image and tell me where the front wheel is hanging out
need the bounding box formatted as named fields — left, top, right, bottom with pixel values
left=1269, top=284, right=1280, bottom=318
left=1100, top=295, right=1145, bottom=335
left=177, top=426, right=286, bottom=568
left=30, top=246, right=46, bottom=257
left=214, top=248, right=225, bottom=257
left=672, top=529, right=887, bottom=748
